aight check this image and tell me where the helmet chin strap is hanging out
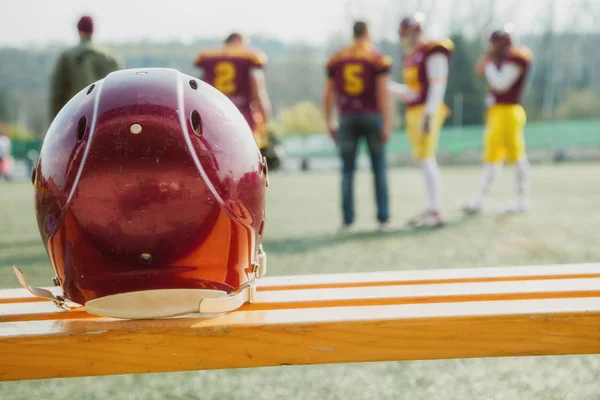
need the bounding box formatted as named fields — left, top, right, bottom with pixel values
left=86, top=267, right=259, bottom=319
left=12, top=246, right=268, bottom=319
left=13, top=266, right=77, bottom=310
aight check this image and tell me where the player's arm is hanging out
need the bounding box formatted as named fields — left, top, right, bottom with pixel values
left=376, top=72, right=392, bottom=143
left=193, top=53, right=206, bottom=80
left=50, top=53, right=70, bottom=119
left=322, top=77, right=337, bottom=141
left=475, top=54, right=493, bottom=77
left=375, top=55, right=393, bottom=143
left=322, top=59, right=338, bottom=141
left=423, top=53, right=449, bottom=132
left=484, top=61, right=522, bottom=93
left=249, top=68, right=272, bottom=124
left=111, top=52, right=124, bottom=72
left=387, top=81, right=415, bottom=102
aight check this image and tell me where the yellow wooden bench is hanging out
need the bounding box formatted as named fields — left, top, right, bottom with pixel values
left=2, top=263, right=600, bottom=381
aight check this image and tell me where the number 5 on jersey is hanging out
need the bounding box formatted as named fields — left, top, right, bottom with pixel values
left=214, top=62, right=236, bottom=94
left=343, top=63, right=364, bottom=96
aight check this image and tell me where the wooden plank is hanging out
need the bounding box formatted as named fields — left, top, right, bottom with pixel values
left=2, top=265, right=600, bottom=381
left=0, top=286, right=60, bottom=304
left=3, top=277, right=600, bottom=322
left=260, top=263, right=600, bottom=290
left=1, top=297, right=599, bottom=381
left=4, top=263, right=600, bottom=303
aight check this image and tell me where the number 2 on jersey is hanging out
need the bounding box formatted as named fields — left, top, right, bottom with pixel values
left=214, top=62, right=236, bottom=94
left=343, top=63, right=364, bottom=96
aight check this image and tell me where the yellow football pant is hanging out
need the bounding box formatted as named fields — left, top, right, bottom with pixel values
left=483, top=104, right=527, bottom=164
left=405, top=104, right=450, bottom=160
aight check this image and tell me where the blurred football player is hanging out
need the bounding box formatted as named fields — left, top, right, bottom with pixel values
left=388, top=13, right=453, bottom=228
left=323, top=21, right=393, bottom=232
left=0, top=134, right=12, bottom=180
left=50, top=16, right=122, bottom=119
left=194, top=33, right=273, bottom=152
left=462, top=25, right=533, bottom=214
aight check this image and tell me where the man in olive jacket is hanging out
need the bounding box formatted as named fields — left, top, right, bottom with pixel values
left=49, top=16, right=122, bottom=119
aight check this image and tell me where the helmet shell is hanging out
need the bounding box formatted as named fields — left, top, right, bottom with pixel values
left=33, top=68, right=267, bottom=305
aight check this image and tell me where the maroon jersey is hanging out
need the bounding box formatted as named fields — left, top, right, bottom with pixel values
left=326, top=43, right=392, bottom=116
left=194, top=46, right=267, bottom=130
left=402, top=39, right=453, bottom=108
left=488, top=47, right=533, bottom=105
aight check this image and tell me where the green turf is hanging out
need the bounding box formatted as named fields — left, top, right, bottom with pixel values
left=1, top=163, right=600, bottom=399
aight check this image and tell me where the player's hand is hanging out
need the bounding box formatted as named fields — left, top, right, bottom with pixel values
left=421, top=114, right=431, bottom=135
left=475, top=55, right=491, bottom=77
left=328, top=125, right=338, bottom=143
left=381, top=129, right=391, bottom=144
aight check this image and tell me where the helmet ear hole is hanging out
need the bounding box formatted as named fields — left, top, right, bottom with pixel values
left=190, top=110, right=202, bottom=136
left=76, top=116, right=87, bottom=142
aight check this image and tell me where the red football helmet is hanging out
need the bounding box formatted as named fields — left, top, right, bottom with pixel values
left=14, top=68, right=269, bottom=319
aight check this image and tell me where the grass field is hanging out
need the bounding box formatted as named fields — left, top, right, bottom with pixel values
left=1, top=162, right=600, bottom=399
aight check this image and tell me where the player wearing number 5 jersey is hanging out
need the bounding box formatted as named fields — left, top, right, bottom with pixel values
left=323, top=21, right=393, bottom=233
left=388, top=13, right=453, bottom=228
left=194, top=33, right=272, bottom=150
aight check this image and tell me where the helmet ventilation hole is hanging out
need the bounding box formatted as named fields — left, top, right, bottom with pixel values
left=190, top=110, right=202, bottom=136
left=258, top=220, right=265, bottom=237
left=140, top=253, right=152, bottom=264
left=189, top=80, right=198, bottom=90
left=76, top=116, right=87, bottom=142
left=86, top=84, right=95, bottom=95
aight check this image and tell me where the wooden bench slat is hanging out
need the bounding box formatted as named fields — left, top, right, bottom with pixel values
left=1, top=297, right=600, bottom=381
left=0, top=286, right=61, bottom=303
left=0, top=287, right=60, bottom=303
left=0, top=303, right=87, bottom=322
left=2, top=264, right=600, bottom=381
left=2, top=277, right=600, bottom=322
left=4, top=263, right=600, bottom=303
left=259, top=263, right=600, bottom=290
left=256, top=278, right=600, bottom=307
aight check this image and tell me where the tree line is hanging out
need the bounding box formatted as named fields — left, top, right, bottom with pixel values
left=0, top=30, right=599, bottom=138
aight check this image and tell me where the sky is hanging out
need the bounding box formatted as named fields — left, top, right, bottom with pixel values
left=0, top=0, right=594, bottom=48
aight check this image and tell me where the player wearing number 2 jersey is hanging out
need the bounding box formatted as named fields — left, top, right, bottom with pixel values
left=323, top=21, right=393, bottom=233
left=194, top=33, right=272, bottom=149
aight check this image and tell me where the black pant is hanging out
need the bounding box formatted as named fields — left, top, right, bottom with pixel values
left=338, top=113, right=389, bottom=224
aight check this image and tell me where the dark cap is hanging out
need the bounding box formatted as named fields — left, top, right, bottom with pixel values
left=77, top=16, right=94, bottom=34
